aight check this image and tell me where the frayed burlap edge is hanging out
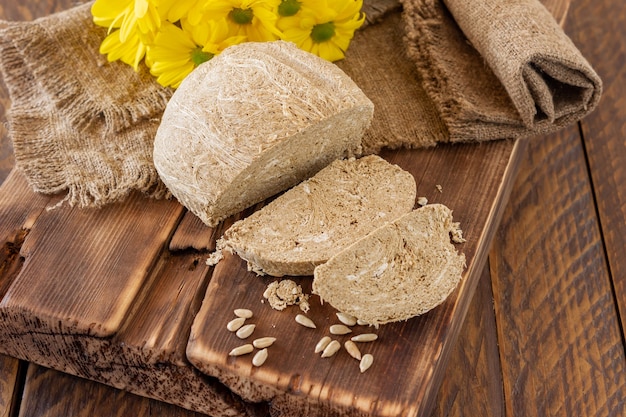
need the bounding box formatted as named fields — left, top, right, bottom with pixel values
left=0, top=29, right=67, bottom=195
left=0, top=3, right=171, bottom=208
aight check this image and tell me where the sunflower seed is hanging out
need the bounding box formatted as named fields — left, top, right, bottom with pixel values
left=330, top=324, right=352, bottom=335
left=229, top=344, right=254, bottom=356
left=227, top=317, right=246, bottom=332
left=252, top=348, right=269, bottom=367
left=253, top=337, right=276, bottom=349
left=315, top=336, right=331, bottom=353
left=236, top=324, right=256, bottom=339
left=344, top=340, right=362, bottom=360
left=360, top=354, right=374, bottom=373
left=357, top=319, right=369, bottom=326
left=351, top=333, right=378, bottom=342
left=234, top=308, right=253, bottom=319
left=336, top=312, right=357, bottom=326
left=295, top=314, right=316, bottom=329
left=321, top=340, right=341, bottom=358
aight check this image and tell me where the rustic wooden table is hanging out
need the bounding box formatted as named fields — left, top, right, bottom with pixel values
left=1, top=0, right=625, bottom=416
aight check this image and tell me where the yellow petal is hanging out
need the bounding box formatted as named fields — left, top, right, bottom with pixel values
left=91, top=0, right=132, bottom=27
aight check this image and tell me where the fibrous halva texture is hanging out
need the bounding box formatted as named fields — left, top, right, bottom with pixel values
left=153, top=41, right=374, bottom=227
left=220, top=155, right=417, bottom=276
left=312, top=204, right=466, bottom=326
left=262, top=279, right=310, bottom=312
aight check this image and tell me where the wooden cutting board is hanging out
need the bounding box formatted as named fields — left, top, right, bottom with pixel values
left=186, top=139, right=525, bottom=417
left=0, top=136, right=524, bottom=417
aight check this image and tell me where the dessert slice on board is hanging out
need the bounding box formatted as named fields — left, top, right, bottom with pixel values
left=313, top=204, right=466, bottom=326
left=220, top=155, right=417, bottom=276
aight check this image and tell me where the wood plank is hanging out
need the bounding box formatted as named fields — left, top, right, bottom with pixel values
left=187, top=138, right=524, bottom=417
left=0, top=5, right=72, bottom=417
left=168, top=208, right=253, bottom=252
left=0, top=172, right=251, bottom=416
left=489, top=123, right=626, bottom=416
left=565, top=0, right=626, bottom=332
left=118, top=251, right=212, bottom=365
left=0, top=246, right=252, bottom=417
left=0, top=181, right=249, bottom=415
left=169, top=212, right=217, bottom=252
left=18, top=364, right=211, bottom=417
left=430, top=265, right=504, bottom=417
left=0, top=190, right=184, bottom=337
left=0, top=355, right=21, bottom=417
left=0, top=170, right=51, bottom=299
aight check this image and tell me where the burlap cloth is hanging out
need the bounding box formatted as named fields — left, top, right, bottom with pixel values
left=0, top=2, right=172, bottom=207
left=0, top=0, right=601, bottom=207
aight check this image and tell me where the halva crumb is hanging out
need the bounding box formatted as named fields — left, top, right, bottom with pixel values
left=450, top=221, right=466, bottom=243
left=206, top=248, right=224, bottom=266
left=263, top=279, right=311, bottom=312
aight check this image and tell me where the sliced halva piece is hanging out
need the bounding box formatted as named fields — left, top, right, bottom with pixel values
left=220, top=155, right=417, bottom=276
left=312, top=204, right=466, bottom=326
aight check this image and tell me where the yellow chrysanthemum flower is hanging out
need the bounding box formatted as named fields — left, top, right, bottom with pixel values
left=92, top=0, right=163, bottom=70
left=196, top=0, right=282, bottom=42
left=91, top=0, right=366, bottom=85
left=278, top=0, right=364, bottom=61
left=147, top=19, right=246, bottom=88
left=158, top=0, right=202, bottom=23
left=92, top=0, right=161, bottom=41
left=99, top=25, right=148, bottom=70
left=91, top=0, right=129, bottom=29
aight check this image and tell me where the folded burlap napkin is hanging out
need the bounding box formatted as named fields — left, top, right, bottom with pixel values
left=0, top=0, right=601, bottom=207
left=401, top=0, right=602, bottom=141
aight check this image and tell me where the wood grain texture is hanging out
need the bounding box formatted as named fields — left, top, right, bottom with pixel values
left=430, top=265, right=504, bottom=417
left=489, top=123, right=626, bottom=416
left=0, top=174, right=251, bottom=416
left=0, top=187, right=184, bottom=337
left=19, top=364, right=210, bottom=417
left=0, top=6, right=67, bottom=417
left=566, top=0, right=626, bottom=334
left=168, top=208, right=253, bottom=252
left=186, top=139, right=524, bottom=417
left=169, top=212, right=217, bottom=252
left=424, top=0, right=584, bottom=417
left=119, top=251, right=212, bottom=365
left=0, top=173, right=249, bottom=417
left=0, top=170, right=51, bottom=300
left=0, top=354, right=21, bottom=417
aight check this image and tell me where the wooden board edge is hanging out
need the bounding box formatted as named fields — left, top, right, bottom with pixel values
left=0, top=326, right=250, bottom=417
left=416, top=138, right=527, bottom=417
